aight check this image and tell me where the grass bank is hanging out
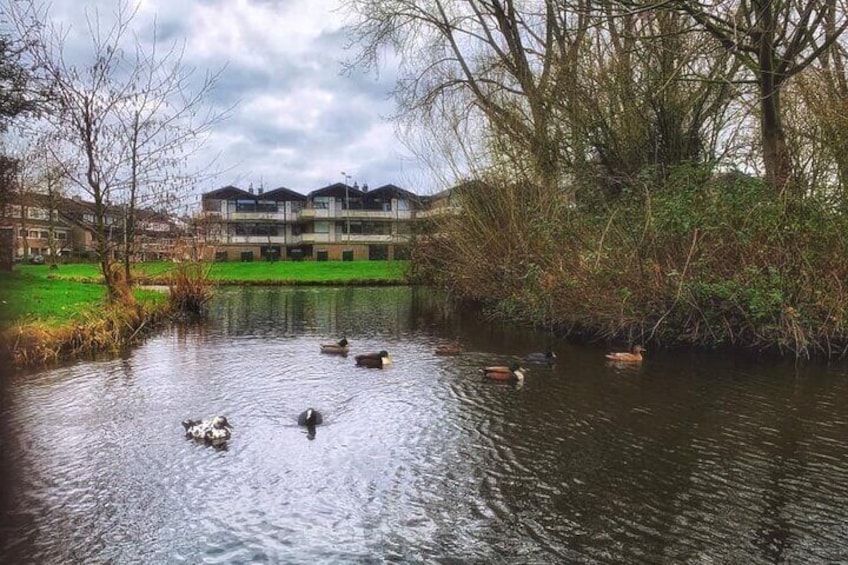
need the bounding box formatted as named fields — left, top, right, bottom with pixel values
left=25, top=260, right=410, bottom=286
left=0, top=268, right=170, bottom=369
left=1, top=260, right=409, bottom=369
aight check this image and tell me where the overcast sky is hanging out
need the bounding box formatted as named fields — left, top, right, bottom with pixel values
left=44, top=0, right=441, bottom=202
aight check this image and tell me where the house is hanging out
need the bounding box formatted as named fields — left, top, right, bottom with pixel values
left=0, top=192, right=187, bottom=263
left=60, top=197, right=188, bottom=262
left=198, top=182, right=424, bottom=261
left=0, top=191, right=74, bottom=262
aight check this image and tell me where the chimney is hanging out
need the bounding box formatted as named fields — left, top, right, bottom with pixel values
left=258, top=187, right=264, bottom=195
left=362, top=183, right=368, bottom=192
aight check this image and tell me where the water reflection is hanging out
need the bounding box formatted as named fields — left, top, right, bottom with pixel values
left=1, top=286, right=848, bottom=563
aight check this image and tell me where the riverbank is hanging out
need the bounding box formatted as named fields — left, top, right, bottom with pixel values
left=29, top=260, right=410, bottom=286
left=0, top=268, right=169, bottom=369
left=414, top=172, right=848, bottom=359
left=0, top=261, right=410, bottom=370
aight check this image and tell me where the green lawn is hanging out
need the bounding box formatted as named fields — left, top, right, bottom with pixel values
left=0, top=267, right=165, bottom=327
left=17, top=260, right=410, bottom=284
left=3, top=260, right=409, bottom=326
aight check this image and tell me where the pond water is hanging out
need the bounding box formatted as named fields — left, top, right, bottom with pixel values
left=1, top=286, right=848, bottom=563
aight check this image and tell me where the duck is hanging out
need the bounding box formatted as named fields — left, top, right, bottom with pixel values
left=523, top=350, right=557, bottom=364
left=320, top=337, right=349, bottom=355
left=182, top=416, right=233, bottom=444
left=435, top=341, right=462, bottom=356
left=605, top=345, right=646, bottom=363
left=355, top=350, right=392, bottom=368
left=298, top=408, right=323, bottom=427
left=481, top=361, right=526, bottom=384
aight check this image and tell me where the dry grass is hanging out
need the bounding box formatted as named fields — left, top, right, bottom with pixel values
left=1, top=300, right=169, bottom=369
left=168, top=261, right=214, bottom=315
left=413, top=172, right=848, bottom=358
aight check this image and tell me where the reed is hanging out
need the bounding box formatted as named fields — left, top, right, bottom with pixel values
left=413, top=169, right=848, bottom=358
left=1, top=300, right=169, bottom=369
left=167, top=261, right=214, bottom=315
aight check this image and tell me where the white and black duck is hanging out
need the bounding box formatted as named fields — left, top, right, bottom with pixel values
left=182, top=416, right=233, bottom=445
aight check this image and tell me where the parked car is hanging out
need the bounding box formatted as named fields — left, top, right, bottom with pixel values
left=29, top=254, right=45, bottom=265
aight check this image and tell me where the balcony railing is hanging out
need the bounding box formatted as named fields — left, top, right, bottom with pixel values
left=297, top=208, right=414, bottom=220
left=228, top=235, right=289, bottom=244
left=227, top=211, right=298, bottom=222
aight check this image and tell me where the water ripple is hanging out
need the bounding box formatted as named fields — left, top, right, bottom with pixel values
left=2, top=288, right=848, bottom=563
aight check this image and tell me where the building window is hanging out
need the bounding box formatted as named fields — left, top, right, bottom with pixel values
left=256, top=200, right=277, bottom=213
left=235, top=199, right=257, bottom=212
left=234, top=223, right=278, bottom=236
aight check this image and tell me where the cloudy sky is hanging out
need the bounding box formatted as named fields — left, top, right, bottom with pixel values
left=43, top=0, right=442, bottom=202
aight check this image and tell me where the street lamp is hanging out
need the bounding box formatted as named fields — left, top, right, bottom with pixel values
left=340, top=171, right=351, bottom=243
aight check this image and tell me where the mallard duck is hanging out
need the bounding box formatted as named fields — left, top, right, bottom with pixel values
left=355, top=350, right=392, bottom=368
left=320, top=338, right=349, bottom=355
left=523, top=350, right=557, bottom=364
left=481, top=361, right=526, bottom=384
left=435, top=341, right=462, bottom=356
left=605, top=345, right=645, bottom=363
left=182, top=416, right=233, bottom=445
left=298, top=408, right=323, bottom=427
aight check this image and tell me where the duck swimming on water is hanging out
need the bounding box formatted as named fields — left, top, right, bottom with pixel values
left=523, top=350, right=557, bottom=364
left=435, top=341, right=463, bottom=356
left=355, top=350, right=392, bottom=368
left=605, top=345, right=646, bottom=363
left=182, top=416, right=233, bottom=445
left=320, top=338, right=349, bottom=355
left=298, top=408, right=323, bottom=427
left=481, top=361, right=526, bottom=385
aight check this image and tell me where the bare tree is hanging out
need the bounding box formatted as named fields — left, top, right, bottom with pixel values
left=345, top=0, right=591, bottom=201
left=568, top=5, right=739, bottom=196
left=115, top=24, right=224, bottom=282
left=669, top=0, right=848, bottom=197
left=14, top=1, right=224, bottom=298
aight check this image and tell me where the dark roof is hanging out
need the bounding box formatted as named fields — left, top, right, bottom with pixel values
left=262, top=186, right=307, bottom=201
left=365, top=184, right=419, bottom=201
left=308, top=183, right=366, bottom=199
left=202, top=185, right=253, bottom=200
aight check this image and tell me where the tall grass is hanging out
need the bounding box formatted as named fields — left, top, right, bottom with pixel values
left=168, top=262, right=214, bottom=315
left=414, top=169, right=848, bottom=358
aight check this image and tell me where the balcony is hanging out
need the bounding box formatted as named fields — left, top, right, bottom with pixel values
left=296, top=208, right=414, bottom=221
left=297, top=208, right=332, bottom=219
left=342, top=209, right=413, bottom=220
left=227, top=211, right=297, bottom=222
left=228, top=235, right=289, bottom=244
left=298, top=233, right=405, bottom=244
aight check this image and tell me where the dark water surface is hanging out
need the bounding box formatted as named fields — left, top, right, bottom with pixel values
left=2, top=286, right=848, bottom=564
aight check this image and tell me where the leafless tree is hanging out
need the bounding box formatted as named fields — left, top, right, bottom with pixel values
left=668, top=0, right=848, bottom=197
left=345, top=0, right=591, bottom=201
left=12, top=1, right=225, bottom=299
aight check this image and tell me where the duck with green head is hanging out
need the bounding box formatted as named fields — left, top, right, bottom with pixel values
left=320, top=337, right=349, bottom=355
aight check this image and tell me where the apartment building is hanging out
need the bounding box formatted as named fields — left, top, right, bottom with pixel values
left=199, top=182, right=423, bottom=261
